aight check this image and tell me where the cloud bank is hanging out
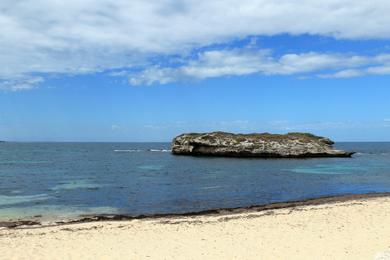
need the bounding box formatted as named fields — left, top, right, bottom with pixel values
left=127, top=49, right=390, bottom=85
left=2, top=0, right=390, bottom=90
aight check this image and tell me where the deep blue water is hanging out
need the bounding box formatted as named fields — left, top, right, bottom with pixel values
left=1, top=142, right=390, bottom=221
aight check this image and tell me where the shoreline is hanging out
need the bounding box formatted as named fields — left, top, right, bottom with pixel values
left=2, top=192, right=390, bottom=259
left=2, top=192, right=390, bottom=229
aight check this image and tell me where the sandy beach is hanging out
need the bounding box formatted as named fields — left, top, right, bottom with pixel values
left=1, top=195, right=390, bottom=259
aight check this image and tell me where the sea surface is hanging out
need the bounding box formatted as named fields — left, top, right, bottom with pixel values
left=1, top=142, right=390, bottom=222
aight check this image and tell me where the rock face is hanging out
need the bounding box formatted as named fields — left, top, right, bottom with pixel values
left=171, top=132, right=354, bottom=158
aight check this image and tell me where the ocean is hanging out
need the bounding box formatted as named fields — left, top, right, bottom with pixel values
left=1, top=142, right=390, bottom=222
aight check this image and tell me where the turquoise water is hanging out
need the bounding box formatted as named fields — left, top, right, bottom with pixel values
left=1, top=142, right=390, bottom=222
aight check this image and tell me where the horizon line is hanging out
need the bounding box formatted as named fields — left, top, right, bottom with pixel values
left=2, top=140, right=390, bottom=143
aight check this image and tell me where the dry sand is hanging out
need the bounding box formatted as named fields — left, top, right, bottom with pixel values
left=2, top=196, right=390, bottom=259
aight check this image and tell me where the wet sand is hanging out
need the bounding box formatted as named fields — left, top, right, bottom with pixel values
left=1, top=194, right=390, bottom=259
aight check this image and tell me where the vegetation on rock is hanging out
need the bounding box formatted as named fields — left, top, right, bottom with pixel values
left=172, top=132, right=353, bottom=158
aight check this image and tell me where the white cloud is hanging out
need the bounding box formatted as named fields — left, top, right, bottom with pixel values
left=319, top=69, right=365, bottom=79
left=127, top=49, right=390, bottom=85
left=129, top=49, right=272, bottom=85
left=367, top=65, right=390, bottom=75
left=320, top=66, right=390, bottom=79
left=320, top=55, right=390, bottom=78
left=0, top=76, right=44, bottom=91
left=141, top=119, right=389, bottom=135
left=111, top=125, right=121, bottom=131
left=143, top=120, right=251, bottom=132
left=266, top=120, right=390, bottom=132
left=2, top=0, right=390, bottom=89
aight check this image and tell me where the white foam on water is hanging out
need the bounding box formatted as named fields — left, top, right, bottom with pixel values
left=200, top=186, right=223, bottom=190
left=290, top=164, right=363, bottom=175
left=0, top=205, right=119, bottom=222
left=148, top=149, right=171, bottom=152
left=114, top=149, right=171, bottom=153
left=137, top=165, right=164, bottom=171
left=114, top=149, right=143, bottom=152
left=51, top=180, right=102, bottom=191
left=10, top=190, right=23, bottom=194
left=0, top=194, right=50, bottom=207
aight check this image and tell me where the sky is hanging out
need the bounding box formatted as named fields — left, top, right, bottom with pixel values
left=1, top=0, right=390, bottom=142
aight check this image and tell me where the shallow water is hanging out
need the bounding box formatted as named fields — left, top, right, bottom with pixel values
left=1, top=142, right=390, bottom=221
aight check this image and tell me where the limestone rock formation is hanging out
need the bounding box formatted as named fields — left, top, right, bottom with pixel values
left=171, top=132, right=354, bottom=158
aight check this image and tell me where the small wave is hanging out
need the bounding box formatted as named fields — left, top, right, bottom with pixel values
left=355, top=152, right=390, bottom=156
left=200, top=186, right=222, bottom=190
left=114, top=149, right=143, bottom=153
left=114, top=149, right=171, bottom=153
left=0, top=194, right=50, bottom=207
left=138, top=165, right=164, bottom=171
left=148, top=149, right=171, bottom=152
left=51, top=180, right=102, bottom=191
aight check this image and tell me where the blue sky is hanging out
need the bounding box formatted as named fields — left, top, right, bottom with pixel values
left=1, top=1, right=390, bottom=141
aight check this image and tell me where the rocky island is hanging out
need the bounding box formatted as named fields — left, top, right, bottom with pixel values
left=172, top=132, right=354, bottom=158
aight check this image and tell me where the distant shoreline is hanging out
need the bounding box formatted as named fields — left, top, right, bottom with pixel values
left=2, top=192, right=390, bottom=229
